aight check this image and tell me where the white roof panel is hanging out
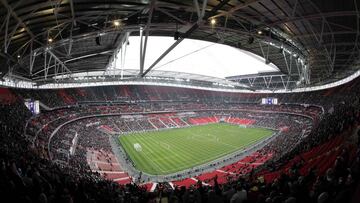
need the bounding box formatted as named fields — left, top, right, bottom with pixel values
left=114, top=36, right=279, bottom=79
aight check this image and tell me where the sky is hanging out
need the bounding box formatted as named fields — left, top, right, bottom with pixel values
left=114, top=36, right=279, bottom=78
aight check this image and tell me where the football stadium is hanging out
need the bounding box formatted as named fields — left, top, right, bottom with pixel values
left=0, top=0, right=359, bottom=202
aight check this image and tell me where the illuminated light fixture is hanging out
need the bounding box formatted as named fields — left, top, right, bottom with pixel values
left=17, top=55, right=20, bottom=58
left=257, top=30, right=262, bottom=35
left=113, top=20, right=120, bottom=27
left=210, top=18, right=216, bottom=25
left=48, top=38, right=53, bottom=43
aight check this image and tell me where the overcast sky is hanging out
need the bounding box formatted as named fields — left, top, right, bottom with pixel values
left=114, top=36, right=279, bottom=78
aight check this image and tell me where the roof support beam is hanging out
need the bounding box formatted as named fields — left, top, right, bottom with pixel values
left=1, top=12, right=26, bottom=55
left=69, top=0, right=77, bottom=26
left=230, top=73, right=299, bottom=89
left=3, top=12, right=10, bottom=53
left=282, top=50, right=292, bottom=74
left=280, top=76, right=286, bottom=89
left=258, top=42, right=269, bottom=64
left=293, top=31, right=358, bottom=38
left=291, top=0, right=298, bottom=18
left=65, top=50, right=113, bottom=63
left=228, top=13, right=250, bottom=32
left=211, top=0, right=261, bottom=18
left=32, top=50, right=72, bottom=78
left=119, top=35, right=129, bottom=79
left=0, top=52, right=15, bottom=63
left=139, top=0, right=155, bottom=75
left=341, top=1, right=360, bottom=69
left=156, top=8, right=187, bottom=24
left=193, top=0, right=201, bottom=19
left=47, top=50, right=72, bottom=74
left=262, top=76, right=272, bottom=88
left=303, top=20, right=333, bottom=74
left=266, top=11, right=358, bottom=28
left=0, top=13, right=9, bottom=33
left=193, top=0, right=208, bottom=20
left=0, top=0, right=35, bottom=39
left=67, top=24, right=73, bottom=56
left=29, top=41, right=35, bottom=75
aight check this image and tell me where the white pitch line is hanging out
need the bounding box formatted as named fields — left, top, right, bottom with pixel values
left=91, top=160, right=120, bottom=165
left=189, top=132, right=238, bottom=149
left=113, top=177, right=131, bottom=181
left=94, top=170, right=126, bottom=174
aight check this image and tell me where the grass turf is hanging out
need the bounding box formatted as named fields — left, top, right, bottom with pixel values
left=118, top=123, right=273, bottom=175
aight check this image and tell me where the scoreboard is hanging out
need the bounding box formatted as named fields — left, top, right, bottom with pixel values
left=25, top=100, right=40, bottom=115
left=261, top=98, right=278, bottom=105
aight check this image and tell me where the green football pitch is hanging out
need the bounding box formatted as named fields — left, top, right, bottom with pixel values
left=118, top=123, right=273, bottom=175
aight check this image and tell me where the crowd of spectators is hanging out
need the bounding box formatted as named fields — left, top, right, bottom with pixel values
left=14, top=82, right=359, bottom=109
left=46, top=110, right=313, bottom=181
left=0, top=100, right=156, bottom=202
left=0, top=78, right=359, bottom=202
left=25, top=101, right=326, bottom=187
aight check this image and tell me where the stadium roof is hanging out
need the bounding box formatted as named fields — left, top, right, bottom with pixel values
left=0, top=0, right=359, bottom=90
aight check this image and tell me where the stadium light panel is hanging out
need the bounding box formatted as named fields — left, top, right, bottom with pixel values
left=113, top=20, right=120, bottom=27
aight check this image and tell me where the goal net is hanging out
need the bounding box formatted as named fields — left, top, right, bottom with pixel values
left=134, top=143, right=142, bottom=152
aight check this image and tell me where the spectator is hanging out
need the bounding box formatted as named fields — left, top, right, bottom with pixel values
left=230, top=184, right=247, bottom=203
